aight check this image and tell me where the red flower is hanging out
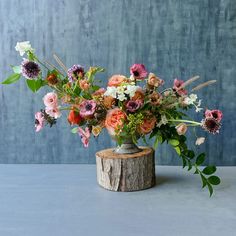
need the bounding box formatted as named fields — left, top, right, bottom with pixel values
left=68, top=110, right=83, bottom=125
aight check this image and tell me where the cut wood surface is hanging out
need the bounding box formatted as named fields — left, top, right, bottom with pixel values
left=96, top=147, right=156, bottom=192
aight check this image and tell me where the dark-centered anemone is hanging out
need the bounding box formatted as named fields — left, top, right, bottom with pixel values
left=201, top=117, right=221, bottom=134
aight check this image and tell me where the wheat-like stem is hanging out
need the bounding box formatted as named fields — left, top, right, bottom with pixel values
left=53, top=53, right=68, bottom=73
left=191, top=80, right=217, bottom=92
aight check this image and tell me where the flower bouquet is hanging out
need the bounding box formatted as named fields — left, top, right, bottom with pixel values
left=2, top=41, right=223, bottom=195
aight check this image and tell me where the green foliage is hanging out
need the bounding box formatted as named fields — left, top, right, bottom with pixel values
left=2, top=73, right=21, bottom=84
left=26, top=79, right=44, bottom=92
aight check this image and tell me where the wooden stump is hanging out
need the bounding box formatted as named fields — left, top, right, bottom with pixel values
left=96, top=147, right=155, bottom=192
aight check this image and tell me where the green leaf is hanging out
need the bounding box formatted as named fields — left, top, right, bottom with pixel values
left=71, top=127, right=78, bottom=134
left=169, top=139, right=179, bottom=146
left=183, top=150, right=195, bottom=159
left=196, top=153, right=205, bottom=166
left=182, top=157, right=187, bottom=168
left=206, top=182, right=213, bottom=197
left=202, top=166, right=217, bottom=175
left=175, top=146, right=181, bottom=155
left=153, top=136, right=159, bottom=149
left=200, top=173, right=207, bottom=188
left=187, top=160, right=192, bottom=171
left=208, top=176, right=221, bottom=185
left=26, top=79, right=43, bottom=92
left=11, top=65, right=21, bottom=74
left=1, top=73, right=21, bottom=84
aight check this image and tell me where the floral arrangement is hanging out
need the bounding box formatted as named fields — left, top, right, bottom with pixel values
left=2, top=41, right=223, bottom=196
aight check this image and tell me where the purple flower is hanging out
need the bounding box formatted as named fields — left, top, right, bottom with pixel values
left=21, top=59, right=40, bottom=79
left=201, top=117, right=221, bottom=134
left=79, top=100, right=97, bottom=118
left=67, top=64, right=84, bottom=83
left=126, top=100, right=143, bottom=113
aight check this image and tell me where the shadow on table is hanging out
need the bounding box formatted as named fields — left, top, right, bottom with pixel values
left=155, top=174, right=185, bottom=187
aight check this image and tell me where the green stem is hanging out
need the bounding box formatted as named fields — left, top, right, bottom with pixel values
left=168, top=119, right=202, bottom=125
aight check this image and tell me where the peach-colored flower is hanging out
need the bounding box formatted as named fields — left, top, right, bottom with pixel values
left=149, top=92, right=162, bottom=105
left=103, top=96, right=116, bottom=108
left=147, top=73, right=164, bottom=88
left=43, top=92, right=58, bottom=108
left=79, top=79, right=90, bottom=91
left=138, top=116, right=156, bottom=134
left=176, top=123, right=187, bottom=135
left=105, top=108, right=126, bottom=135
left=131, top=88, right=145, bottom=101
left=107, top=75, right=126, bottom=87
left=92, top=88, right=106, bottom=97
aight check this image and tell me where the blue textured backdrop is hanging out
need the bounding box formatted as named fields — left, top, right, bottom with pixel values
left=0, top=0, right=235, bottom=164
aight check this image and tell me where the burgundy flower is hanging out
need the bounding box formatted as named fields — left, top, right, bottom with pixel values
left=201, top=117, right=221, bottom=134
left=21, top=59, right=40, bottom=79
left=126, top=100, right=143, bottom=113
left=130, top=64, right=148, bottom=80
left=173, top=79, right=187, bottom=96
left=79, top=100, right=96, bottom=118
left=67, top=64, right=84, bottom=83
left=205, top=109, right=223, bottom=122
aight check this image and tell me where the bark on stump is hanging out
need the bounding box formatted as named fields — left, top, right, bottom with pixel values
left=96, top=147, right=155, bottom=191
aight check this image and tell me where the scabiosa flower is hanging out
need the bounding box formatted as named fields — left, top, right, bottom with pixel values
left=21, top=59, right=40, bottom=79
left=130, top=64, right=148, bottom=80
left=35, top=111, right=45, bottom=132
left=173, top=79, right=187, bottom=96
left=79, top=100, right=97, bottom=118
left=201, top=117, right=221, bottom=134
left=67, top=64, right=84, bottom=83
left=205, top=109, right=223, bottom=123
left=126, top=100, right=143, bottom=113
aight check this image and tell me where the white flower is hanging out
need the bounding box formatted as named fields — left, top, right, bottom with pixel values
left=184, top=93, right=198, bottom=105
left=125, top=85, right=140, bottom=98
left=15, top=41, right=34, bottom=56
left=104, top=86, right=117, bottom=98
left=117, top=93, right=127, bottom=101
left=157, top=114, right=168, bottom=127
left=195, top=137, right=205, bottom=145
left=195, top=100, right=203, bottom=112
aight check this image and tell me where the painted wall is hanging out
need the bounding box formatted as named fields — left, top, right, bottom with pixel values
left=0, top=0, right=235, bottom=164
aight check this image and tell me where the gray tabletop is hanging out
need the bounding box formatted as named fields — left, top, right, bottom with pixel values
left=0, top=165, right=235, bottom=236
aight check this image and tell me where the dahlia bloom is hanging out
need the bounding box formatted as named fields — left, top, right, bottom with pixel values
left=67, top=64, right=84, bottom=83
left=15, top=41, right=33, bottom=56
left=35, top=111, right=45, bottom=132
left=78, top=127, right=91, bottom=148
left=108, top=75, right=126, bottom=87
left=21, top=59, right=40, bottom=79
left=205, top=109, right=223, bottom=123
left=138, top=116, right=156, bottom=134
left=130, top=64, right=148, bottom=80
left=43, top=92, right=58, bottom=108
left=173, top=79, right=187, bottom=96
left=79, top=100, right=96, bottom=118
left=126, top=100, right=143, bottom=113
left=131, top=88, right=145, bottom=101
left=202, top=118, right=221, bottom=134
left=105, top=108, right=126, bottom=135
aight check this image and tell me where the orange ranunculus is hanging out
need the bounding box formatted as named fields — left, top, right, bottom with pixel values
left=105, top=108, right=126, bottom=135
left=79, top=79, right=90, bottom=91
left=138, top=116, right=156, bottom=135
left=107, top=75, right=126, bottom=87
left=67, top=110, right=83, bottom=125
left=131, top=88, right=145, bottom=101
left=103, top=96, right=116, bottom=108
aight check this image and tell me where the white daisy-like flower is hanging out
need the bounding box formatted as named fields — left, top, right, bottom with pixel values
left=117, top=93, right=127, bottom=101
left=104, top=86, right=117, bottom=98
left=184, top=93, right=198, bottom=105
left=15, top=41, right=34, bottom=56
left=125, top=85, right=140, bottom=98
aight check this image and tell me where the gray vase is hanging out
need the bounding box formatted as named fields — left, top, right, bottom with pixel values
left=109, top=133, right=142, bottom=154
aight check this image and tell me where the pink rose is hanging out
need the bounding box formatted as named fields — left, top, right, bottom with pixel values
left=205, top=109, right=223, bottom=122
left=45, top=107, right=61, bottom=119
left=176, top=123, right=188, bottom=135
left=108, top=75, right=126, bottom=87
left=43, top=92, right=58, bottom=108
left=130, top=64, right=148, bottom=80
left=173, top=79, right=187, bottom=96
left=35, top=112, right=45, bottom=132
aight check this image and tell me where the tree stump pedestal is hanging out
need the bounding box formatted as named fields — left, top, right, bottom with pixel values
left=96, top=147, right=155, bottom=192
